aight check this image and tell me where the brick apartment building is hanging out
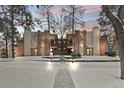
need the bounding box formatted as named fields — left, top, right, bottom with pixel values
left=15, top=27, right=107, bottom=57
left=0, top=27, right=109, bottom=57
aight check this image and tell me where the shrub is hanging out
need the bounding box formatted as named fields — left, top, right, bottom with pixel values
left=105, top=51, right=116, bottom=57
left=71, top=53, right=81, bottom=58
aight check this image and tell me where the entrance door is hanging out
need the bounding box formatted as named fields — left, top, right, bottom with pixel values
left=31, top=48, right=37, bottom=56
left=86, top=48, right=93, bottom=55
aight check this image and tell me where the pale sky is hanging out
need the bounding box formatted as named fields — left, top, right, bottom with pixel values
left=17, top=5, right=102, bottom=36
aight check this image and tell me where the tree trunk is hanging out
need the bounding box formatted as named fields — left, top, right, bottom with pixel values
left=47, top=6, right=50, bottom=33
left=118, top=36, right=124, bottom=79
left=72, top=5, right=75, bottom=53
left=11, top=6, right=15, bottom=58
left=47, top=6, right=50, bottom=56
left=11, top=26, right=15, bottom=58
left=5, top=35, right=8, bottom=58
left=102, top=5, right=124, bottom=79
left=72, top=5, right=75, bottom=34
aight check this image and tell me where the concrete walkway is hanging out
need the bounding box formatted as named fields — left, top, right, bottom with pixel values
left=0, top=60, right=124, bottom=88
left=53, top=68, right=75, bottom=88
left=71, top=56, right=120, bottom=62
left=39, top=56, right=120, bottom=62
left=5, top=56, right=119, bottom=62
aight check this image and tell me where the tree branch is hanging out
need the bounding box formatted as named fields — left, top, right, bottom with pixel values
left=102, top=5, right=123, bottom=41
left=118, top=5, right=124, bottom=23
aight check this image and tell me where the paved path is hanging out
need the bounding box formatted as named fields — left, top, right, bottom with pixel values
left=0, top=56, right=118, bottom=62
left=53, top=68, right=75, bottom=88
left=0, top=56, right=120, bottom=62
left=0, top=57, right=124, bottom=88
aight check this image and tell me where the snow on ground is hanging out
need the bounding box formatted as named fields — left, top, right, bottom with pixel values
left=0, top=56, right=124, bottom=88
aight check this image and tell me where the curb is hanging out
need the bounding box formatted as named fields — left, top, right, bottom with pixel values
left=33, top=59, right=120, bottom=62
left=0, top=60, right=14, bottom=62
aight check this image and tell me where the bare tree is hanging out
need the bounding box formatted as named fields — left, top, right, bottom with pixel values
left=63, top=5, right=85, bottom=53
left=50, top=11, right=72, bottom=55
left=98, top=11, right=117, bottom=52
left=101, top=5, right=124, bottom=79
left=36, top=5, right=54, bottom=33
left=50, top=15, right=71, bottom=38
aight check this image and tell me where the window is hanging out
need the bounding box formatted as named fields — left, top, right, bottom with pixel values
left=87, top=48, right=90, bottom=55
left=87, top=48, right=93, bottom=55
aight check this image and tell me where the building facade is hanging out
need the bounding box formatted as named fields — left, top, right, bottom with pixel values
left=13, top=27, right=108, bottom=57
left=0, top=27, right=109, bottom=57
